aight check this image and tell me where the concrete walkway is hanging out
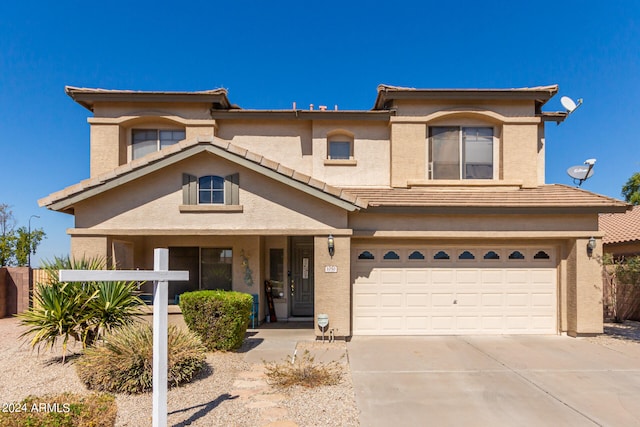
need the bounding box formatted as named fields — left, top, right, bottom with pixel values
left=348, top=335, right=640, bottom=427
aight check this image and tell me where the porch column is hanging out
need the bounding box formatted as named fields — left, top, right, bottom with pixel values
left=314, top=235, right=351, bottom=338
left=566, top=237, right=604, bottom=336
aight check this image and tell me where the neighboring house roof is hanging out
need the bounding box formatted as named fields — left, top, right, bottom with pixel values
left=38, top=138, right=368, bottom=214
left=600, top=206, right=640, bottom=244
left=373, top=84, right=560, bottom=110
left=65, top=86, right=235, bottom=111
left=343, top=186, right=629, bottom=214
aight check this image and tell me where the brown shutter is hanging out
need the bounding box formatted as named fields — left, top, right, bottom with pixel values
left=224, top=173, right=239, bottom=205
left=182, top=174, right=197, bottom=205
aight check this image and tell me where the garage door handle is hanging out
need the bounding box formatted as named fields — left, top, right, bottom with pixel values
left=453, top=300, right=457, bottom=304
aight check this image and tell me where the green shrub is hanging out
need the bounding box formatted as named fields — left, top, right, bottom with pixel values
left=18, top=256, right=145, bottom=361
left=0, top=392, right=116, bottom=427
left=180, top=290, right=253, bottom=351
left=264, top=350, right=344, bottom=389
left=75, top=323, right=206, bottom=394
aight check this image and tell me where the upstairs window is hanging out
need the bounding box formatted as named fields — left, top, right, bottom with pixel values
left=132, top=129, right=185, bottom=160
left=428, top=127, right=493, bottom=180
left=327, top=131, right=354, bottom=160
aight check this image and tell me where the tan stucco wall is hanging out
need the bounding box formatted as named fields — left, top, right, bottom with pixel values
left=217, top=119, right=313, bottom=174
left=72, top=152, right=349, bottom=232
left=92, top=102, right=213, bottom=120
left=390, top=123, right=426, bottom=187
left=312, top=121, right=390, bottom=187
left=349, top=213, right=599, bottom=233
left=314, top=235, right=351, bottom=337
left=70, top=236, right=109, bottom=261
left=391, top=99, right=535, bottom=118
left=502, top=124, right=540, bottom=188
left=90, top=124, right=121, bottom=176
left=566, top=237, right=604, bottom=336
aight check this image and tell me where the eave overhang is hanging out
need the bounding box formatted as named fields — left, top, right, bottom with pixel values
left=373, top=84, right=559, bottom=110
left=65, top=86, right=233, bottom=112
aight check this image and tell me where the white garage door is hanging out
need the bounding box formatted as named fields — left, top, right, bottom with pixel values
left=352, top=246, right=557, bottom=335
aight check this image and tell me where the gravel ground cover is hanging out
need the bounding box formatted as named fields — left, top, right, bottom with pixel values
left=3, top=314, right=640, bottom=427
left=0, top=317, right=359, bottom=426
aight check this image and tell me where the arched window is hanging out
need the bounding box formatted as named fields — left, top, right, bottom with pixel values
left=408, top=251, right=425, bottom=260
left=327, top=130, right=354, bottom=160
left=383, top=251, right=400, bottom=260
left=483, top=251, right=500, bottom=260
left=433, top=251, right=450, bottom=260
left=534, top=251, right=550, bottom=260
left=358, top=251, right=375, bottom=260
left=508, top=251, right=525, bottom=260
left=458, top=250, right=475, bottom=260
left=198, top=175, right=225, bottom=204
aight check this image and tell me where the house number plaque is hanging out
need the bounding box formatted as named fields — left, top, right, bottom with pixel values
left=325, top=265, right=338, bottom=273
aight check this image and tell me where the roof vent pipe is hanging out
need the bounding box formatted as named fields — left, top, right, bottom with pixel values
left=292, top=101, right=297, bottom=110
left=309, top=104, right=314, bottom=110
left=334, top=104, right=338, bottom=111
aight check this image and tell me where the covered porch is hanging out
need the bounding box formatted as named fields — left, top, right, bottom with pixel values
left=69, top=230, right=353, bottom=337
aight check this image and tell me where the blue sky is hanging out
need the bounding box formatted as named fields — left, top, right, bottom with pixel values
left=1, top=1, right=639, bottom=266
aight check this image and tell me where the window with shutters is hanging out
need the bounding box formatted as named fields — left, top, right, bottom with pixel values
left=180, top=172, right=243, bottom=212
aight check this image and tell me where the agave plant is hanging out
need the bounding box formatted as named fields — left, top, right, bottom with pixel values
left=18, top=255, right=145, bottom=362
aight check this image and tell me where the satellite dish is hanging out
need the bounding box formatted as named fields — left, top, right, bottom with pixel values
left=567, top=165, right=594, bottom=180
left=566, top=158, right=596, bottom=186
left=560, top=96, right=583, bottom=113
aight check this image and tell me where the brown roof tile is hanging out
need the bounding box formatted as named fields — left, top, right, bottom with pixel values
left=342, top=185, right=628, bottom=211
left=40, top=138, right=366, bottom=210
left=600, top=206, right=640, bottom=244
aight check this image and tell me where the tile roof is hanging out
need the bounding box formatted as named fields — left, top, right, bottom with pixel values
left=342, top=185, right=629, bottom=212
left=38, top=138, right=367, bottom=212
left=599, top=206, right=640, bottom=244
left=373, top=84, right=560, bottom=110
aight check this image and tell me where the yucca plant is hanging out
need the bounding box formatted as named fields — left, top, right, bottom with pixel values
left=76, top=323, right=207, bottom=394
left=18, top=256, right=145, bottom=362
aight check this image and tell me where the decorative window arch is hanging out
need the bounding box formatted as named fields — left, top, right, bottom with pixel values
left=327, top=130, right=354, bottom=160
left=383, top=251, right=400, bottom=260
left=508, top=251, right=525, bottom=260
left=433, top=250, right=450, bottom=260
left=458, top=250, right=475, bottom=260
left=483, top=251, right=500, bottom=260
left=357, top=250, right=375, bottom=260
left=408, top=250, right=425, bottom=260
left=533, top=250, right=551, bottom=260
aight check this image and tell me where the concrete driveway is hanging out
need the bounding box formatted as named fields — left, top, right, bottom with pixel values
left=348, top=335, right=640, bottom=426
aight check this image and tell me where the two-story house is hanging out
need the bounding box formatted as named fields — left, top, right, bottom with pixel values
left=39, top=84, right=629, bottom=338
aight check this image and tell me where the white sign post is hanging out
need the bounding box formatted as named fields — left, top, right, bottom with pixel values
left=59, top=248, right=188, bottom=427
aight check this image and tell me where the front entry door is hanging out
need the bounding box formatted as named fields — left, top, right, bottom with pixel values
left=290, top=237, right=314, bottom=317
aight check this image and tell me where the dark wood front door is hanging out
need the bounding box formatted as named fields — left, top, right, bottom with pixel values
left=290, top=237, right=314, bottom=317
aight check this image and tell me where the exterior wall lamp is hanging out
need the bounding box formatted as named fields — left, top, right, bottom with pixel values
left=328, top=234, right=335, bottom=257
left=587, top=236, right=596, bottom=256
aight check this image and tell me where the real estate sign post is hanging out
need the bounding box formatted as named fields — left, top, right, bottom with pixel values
left=59, top=248, right=189, bottom=427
